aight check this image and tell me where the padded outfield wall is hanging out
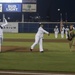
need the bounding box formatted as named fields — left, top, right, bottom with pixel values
left=1, top=22, right=75, bottom=33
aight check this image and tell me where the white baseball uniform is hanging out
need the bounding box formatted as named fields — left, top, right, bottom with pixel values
left=54, top=27, right=59, bottom=38
left=65, top=27, right=69, bottom=38
left=61, top=27, right=65, bottom=38
left=73, top=26, right=75, bottom=30
left=0, top=18, right=8, bottom=52
left=31, top=26, right=49, bottom=52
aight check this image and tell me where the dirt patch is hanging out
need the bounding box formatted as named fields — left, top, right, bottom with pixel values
left=0, top=39, right=73, bottom=75
left=4, top=39, right=69, bottom=43
left=1, top=46, right=48, bottom=52
left=2, top=46, right=35, bottom=52
left=2, top=39, right=68, bottom=52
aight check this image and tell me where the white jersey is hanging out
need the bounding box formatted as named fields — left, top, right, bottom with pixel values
left=65, top=28, right=69, bottom=33
left=54, top=28, right=59, bottom=33
left=73, top=27, right=75, bottom=30
left=61, top=27, right=65, bottom=33
left=36, top=27, right=49, bottom=38
left=0, top=19, right=8, bottom=37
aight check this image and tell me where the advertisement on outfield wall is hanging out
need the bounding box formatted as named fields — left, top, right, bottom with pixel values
left=3, top=4, right=21, bottom=12
left=3, top=22, right=18, bottom=33
left=22, top=4, right=36, bottom=12
left=0, top=4, right=2, bottom=12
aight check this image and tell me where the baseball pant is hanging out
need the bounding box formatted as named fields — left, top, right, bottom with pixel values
left=55, top=32, right=58, bottom=38
left=61, top=32, right=64, bottom=38
left=31, top=36, right=43, bottom=52
left=0, top=37, right=3, bottom=52
left=65, top=32, right=68, bottom=38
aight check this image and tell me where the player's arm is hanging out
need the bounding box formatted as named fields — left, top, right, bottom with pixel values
left=1, top=18, right=8, bottom=27
left=54, top=28, right=55, bottom=32
left=58, top=29, right=59, bottom=33
left=41, top=28, right=50, bottom=35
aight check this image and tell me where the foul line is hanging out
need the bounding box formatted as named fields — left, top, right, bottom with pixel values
left=0, top=71, right=74, bottom=75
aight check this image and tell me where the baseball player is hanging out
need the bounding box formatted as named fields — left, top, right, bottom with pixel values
left=30, top=23, right=50, bottom=53
left=67, top=25, right=75, bottom=50
left=54, top=26, right=59, bottom=38
left=0, top=18, right=8, bottom=52
left=65, top=26, right=69, bottom=39
left=73, top=25, right=75, bottom=30
left=61, top=25, right=65, bottom=38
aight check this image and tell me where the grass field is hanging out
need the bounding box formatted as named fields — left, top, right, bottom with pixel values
left=0, top=33, right=75, bottom=73
left=4, top=33, right=66, bottom=39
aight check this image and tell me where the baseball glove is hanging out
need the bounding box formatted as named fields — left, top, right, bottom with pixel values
left=67, top=32, right=74, bottom=41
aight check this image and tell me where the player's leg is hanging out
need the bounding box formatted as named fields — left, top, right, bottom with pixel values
left=55, top=33, right=56, bottom=38
left=61, top=32, right=62, bottom=38
left=61, top=32, right=64, bottom=38
left=0, top=42, right=1, bottom=52
left=63, top=33, right=64, bottom=38
left=66, top=33, right=67, bottom=38
left=31, top=36, right=39, bottom=50
left=54, top=32, right=56, bottom=38
left=39, top=38, right=43, bottom=52
left=70, top=38, right=75, bottom=51
left=57, top=33, right=58, bottom=38
left=55, top=32, right=57, bottom=38
left=69, top=41, right=73, bottom=49
left=66, top=32, right=68, bottom=39
left=0, top=37, right=2, bottom=52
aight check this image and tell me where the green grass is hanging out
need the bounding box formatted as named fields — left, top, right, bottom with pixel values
left=2, top=42, right=75, bottom=72
left=0, top=33, right=75, bottom=72
left=4, top=33, right=66, bottom=39
left=0, top=51, right=75, bottom=72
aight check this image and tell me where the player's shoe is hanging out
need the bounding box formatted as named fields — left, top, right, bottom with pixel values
left=40, top=51, right=44, bottom=53
left=30, top=48, right=33, bottom=51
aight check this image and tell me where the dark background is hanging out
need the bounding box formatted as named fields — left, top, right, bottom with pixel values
left=37, top=0, right=75, bottom=22
left=0, top=0, right=75, bottom=22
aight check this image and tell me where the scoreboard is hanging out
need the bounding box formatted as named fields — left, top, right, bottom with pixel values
left=0, top=0, right=37, bottom=12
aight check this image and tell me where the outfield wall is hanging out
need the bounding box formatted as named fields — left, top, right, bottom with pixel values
left=3, top=22, right=18, bottom=33
left=1, top=22, right=75, bottom=33
left=18, top=22, right=75, bottom=33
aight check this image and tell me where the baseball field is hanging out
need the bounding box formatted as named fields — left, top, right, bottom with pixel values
left=0, top=33, right=75, bottom=74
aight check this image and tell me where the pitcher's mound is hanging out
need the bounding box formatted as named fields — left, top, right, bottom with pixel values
left=1, top=46, right=48, bottom=52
